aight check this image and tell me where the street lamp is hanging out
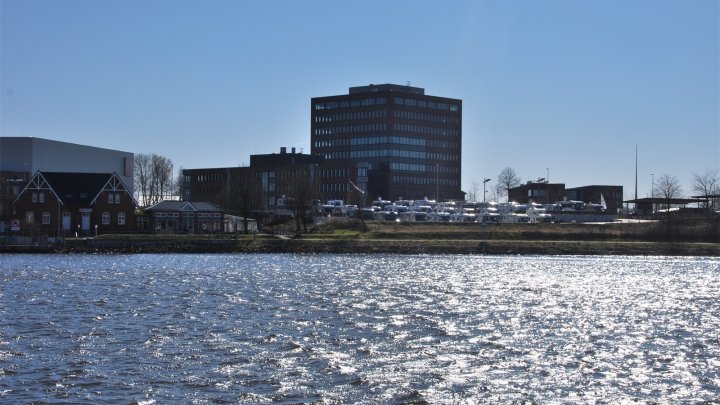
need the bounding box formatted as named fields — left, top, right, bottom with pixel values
left=483, top=178, right=491, bottom=203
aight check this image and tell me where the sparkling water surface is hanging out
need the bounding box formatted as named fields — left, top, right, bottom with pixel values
left=1, top=254, right=719, bottom=403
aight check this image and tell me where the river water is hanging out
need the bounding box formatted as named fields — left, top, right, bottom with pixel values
left=1, top=254, right=718, bottom=403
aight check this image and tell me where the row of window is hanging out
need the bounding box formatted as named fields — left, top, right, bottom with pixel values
left=154, top=212, right=222, bottom=218
left=25, top=211, right=126, bottom=225
left=31, top=192, right=46, bottom=203
left=102, top=212, right=126, bottom=225
left=107, top=193, right=122, bottom=204
left=394, top=97, right=459, bottom=112
left=393, top=124, right=459, bottom=137
left=314, top=109, right=460, bottom=125
left=314, top=97, right=387, bottom=110
left=25, top=211, right=52, bottom=225
left=393, top=176, right=459, bottom=187
left=195, top=173, right=224, bottom=183
left=394, top=110, right=460, bottom=124
left=314, top=136, right=459, bottom=149
left=319, top=169, right=349, bottom=178
left=319, top=183, right=348, bottom=193
left=31, top=192, right=123, bottom=204
left=314, top=123, right=387, bottom=135
left=315, top=123, right=459, bottom=137
left=314, top=110, right=387, bottom=122
left=323, top=149, right=459, bottom=161
left=390, top=163, right=459, bottom=174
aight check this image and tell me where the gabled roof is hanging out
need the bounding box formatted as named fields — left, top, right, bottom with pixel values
left=90, top=172, right=136, bottom=206
left=144, top=200, right=226, bottom=213
left=14, top=171, right=119, bottom=206
left=13, top=171, right=63, bottom=205
left=42, top=172, right=115, bottom=205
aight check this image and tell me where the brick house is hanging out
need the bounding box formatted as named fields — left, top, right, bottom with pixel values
left=143, top=200, right=249, bottom=233
left=11, top=171, right=136, bottom=237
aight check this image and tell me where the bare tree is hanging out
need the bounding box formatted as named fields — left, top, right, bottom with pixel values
left=151, top=154, right=173, bottom=203
left=692, top=169, right=719, bottom=210
left=234, top=170, right=260, bottom=234
left=134, top=153, right=175, bottom=206
left=281, top=168, right=317, bottom=235
left=497, top=167, right=521, bottom=202
left=466, top=180, right=479, bottom=203
left=488, top=186, right=499, bottom=203
left=655, top=174, right=683, bottom=210
left=134, top=153, right=152, bottom=207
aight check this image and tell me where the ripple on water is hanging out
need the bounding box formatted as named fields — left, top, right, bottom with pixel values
left=1, top=254, right=719, bottom=403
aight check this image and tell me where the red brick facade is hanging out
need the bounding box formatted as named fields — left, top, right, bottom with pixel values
left=11, top=172, right=136, bottom=237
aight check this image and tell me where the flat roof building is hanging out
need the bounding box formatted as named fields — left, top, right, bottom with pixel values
left=566, top=185, right=624, bottom=214
left=311, top=84, right=463, bottom=201
left=0, top=137, right=134, bottom=190
left=183, top=147, right=323, bottom=213
left=508, top=182, right=567, bottom=205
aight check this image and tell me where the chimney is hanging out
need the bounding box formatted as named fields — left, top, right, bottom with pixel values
left=291, top=147, right=296, bottom=154
left=280, top=147, right=286, bottom=154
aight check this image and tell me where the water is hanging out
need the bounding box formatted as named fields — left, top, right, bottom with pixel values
left=1, top=254, right=718, bottom=404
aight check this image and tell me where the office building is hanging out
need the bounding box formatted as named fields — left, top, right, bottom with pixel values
left=311, top=84, right=463, bottom=201
left=509, top=182, right=567, bottom=205
left=566, top=185, right=624, bottom=214
left=183, top=147, right=323, bottom=214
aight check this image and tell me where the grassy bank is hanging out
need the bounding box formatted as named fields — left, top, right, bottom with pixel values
left=3, top=220, right=717, bottom=256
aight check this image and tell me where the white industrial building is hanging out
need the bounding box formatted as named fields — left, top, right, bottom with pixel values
left=0, top=137, right=134, bottom=189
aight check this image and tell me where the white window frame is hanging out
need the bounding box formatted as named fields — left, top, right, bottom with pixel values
left=108, top=194, right=114, bottom=204
left=32, top=193, right=37, bottom=203
left=118, top=212, right=126, bottom=225
left=39, top=193, right=45, bottom=203
left=42, top=211, right=51, bottom=225
left=102, top=212, right=111, bottom=225
left=115, top=193, right=121, bottom=204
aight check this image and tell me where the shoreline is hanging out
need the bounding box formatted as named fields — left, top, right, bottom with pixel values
left=2, top=238, right=718, bottom=256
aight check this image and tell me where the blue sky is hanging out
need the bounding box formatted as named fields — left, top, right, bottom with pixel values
left=2, top=0, right=718, bottom=200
